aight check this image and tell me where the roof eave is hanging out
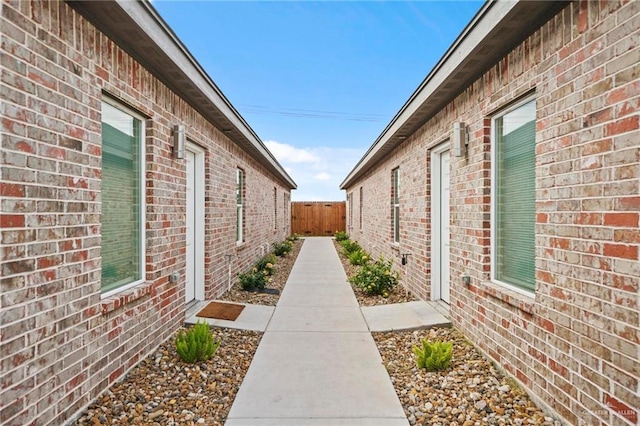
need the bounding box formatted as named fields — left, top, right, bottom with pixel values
left=67, top=0, right=297, bottom=190
left=340, top=0, right=568, bottom=190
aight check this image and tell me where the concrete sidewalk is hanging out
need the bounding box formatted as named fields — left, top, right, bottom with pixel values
left=225, top=237, right=410, bottom=425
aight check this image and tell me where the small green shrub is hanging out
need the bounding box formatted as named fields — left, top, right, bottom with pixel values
left=273, top=240, right=293, bottom=256
left=238, top=269, right=267, bottom=290
left=175, top=322, right=220, bottom=363
left=348, top=249, right=370, bottom=266
left=348, top=256, right=398, bottom=297
left=255, top=254, right=276, bottom=276
left=340, top=239, right=361, bottom=256
left=334, top=231, right=349, bottom=242
left=413, top=339, right=453, bottom=371
left=286, top=234, right=300, bottom=242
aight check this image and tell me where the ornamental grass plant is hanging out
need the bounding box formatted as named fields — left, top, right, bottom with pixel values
left=413, top=339, right=453, bottom=371
left=175, top=321, right=220, bottom=363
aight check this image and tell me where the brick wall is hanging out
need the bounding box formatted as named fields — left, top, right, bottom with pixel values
left=345, top=1, right=638, bottom=425
left=0, top=1, right=292, bottom=425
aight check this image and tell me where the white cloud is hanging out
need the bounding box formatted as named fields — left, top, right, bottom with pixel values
left=313, top=172, right=331, bottom=181
left=264, top=140, right=364, bottom=201
left=265, top=140, right=319, bottom=163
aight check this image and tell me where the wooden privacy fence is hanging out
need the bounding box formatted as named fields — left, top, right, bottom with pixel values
left=291, top=201, right=346, bottom=236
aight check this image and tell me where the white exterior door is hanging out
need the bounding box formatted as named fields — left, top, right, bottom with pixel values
left=185, top=145, right=205, bottom=303
left=439, top=151, right=451, bottom=303
left=185, top=150, right=196, bottom=303
left=431, top=146, right=451, bottom=304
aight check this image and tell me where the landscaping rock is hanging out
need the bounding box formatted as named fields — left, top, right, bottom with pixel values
left=333, top=239, right=417, bottom=305
left=219, top=239, right=302, bottom=306
left=74, top=329, right=261, bottom=426
left=373, top=328, right=562, bottom=426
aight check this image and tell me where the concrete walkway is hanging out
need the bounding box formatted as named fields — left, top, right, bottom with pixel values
left=225, top=237, right=410, bottom=425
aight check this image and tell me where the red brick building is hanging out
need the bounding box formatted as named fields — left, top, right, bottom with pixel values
left=342, top=1, right=638, bottom=425
left=0, top=1, right=295, bottom=424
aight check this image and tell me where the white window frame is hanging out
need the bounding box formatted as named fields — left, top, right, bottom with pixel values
left=348, top=192, right=353, bottom=230
left=490, top=95, right=536, bottom=297
left=284, top=192, right=290, bottom=234
left=392, top=167, right=400, bottom=244
left=101, top=97, right=146, bottom=298
left=359, top=186, right=363, bottom=230
left=236, top=168, right=244, bottom=244
left=274, top=187, right=277, bottom=230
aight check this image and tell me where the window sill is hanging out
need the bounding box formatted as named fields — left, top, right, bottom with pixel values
left=101, top=281, right=153, bottom=314
left=469, top=280, right=535, bottom=315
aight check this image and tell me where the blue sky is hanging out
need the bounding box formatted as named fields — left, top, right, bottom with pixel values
left=154, top=1, right=483, bottom=201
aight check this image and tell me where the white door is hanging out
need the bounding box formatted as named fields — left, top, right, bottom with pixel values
left=185, top=145, right=205, bottom=304
left=439, top=151, right=451, bottom=304
left=431, top=146, right=451, bottom=304
left=185, top=150, right=196, bottom=303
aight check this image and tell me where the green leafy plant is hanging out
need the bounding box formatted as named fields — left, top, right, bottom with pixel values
left=334, top=231, right=349, bottom=242
left=238, top=268, right=267, bottom=290
left=348, top=249, right=370, bottom=266
left=255, top=254, right=276, bottom=276
left=273, top=240, right=293, bottom=256
left=286, top=234, right=300, bottom=242
left=175, top=322, right=220, bottom=363
left=412, top=339, right=453, bottom=371
left=348, top=256, right=398, bottom=297
left=340, top=239, right=361, bottom=256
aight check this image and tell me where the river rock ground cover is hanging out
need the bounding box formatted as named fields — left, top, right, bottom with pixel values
left=76, top=238, right=559, bottom=425
left=332, top=239, right=417, bottom=306
left=334, top=238, right=560, bottom=425
left=374, top=328, right=561, bottom=426
left=218, top=239, right=303, bottom=306
left=75, top=329, right=260, bottom=425
left=75, top=240, right=302, bottom=425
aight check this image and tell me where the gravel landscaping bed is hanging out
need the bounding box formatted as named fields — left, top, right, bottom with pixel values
left=217, top=238, right=303, bottom=306
left=75, top=240, right=302, bottom=425
left=332, top=239, right=417, bottom=306
left=75, top=238, right=558, bottom=425
left=334, top=239, right=558, bottom=425
left=75, top=328, right=261, bottom=425
left=374, top=328, right=561, bottom=426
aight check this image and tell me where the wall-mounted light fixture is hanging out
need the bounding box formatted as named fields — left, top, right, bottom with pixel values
left=401, top=253, right=411, bottom=266
left=172, top=125, right=185, bottom=159
left=452, top=122, right=467, bottom=157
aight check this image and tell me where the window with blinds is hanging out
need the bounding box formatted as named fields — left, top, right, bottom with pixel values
left=392, top=168, right=400, bottom=243
left=236, top=169, right=244, bottom=243
left=348, top=192, right=353, bottom=229
left=359, top=186, right=363, bottom=230
left=493, top=99, right=536, bottom=292
left=101, top=100, right=144, bottom=294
